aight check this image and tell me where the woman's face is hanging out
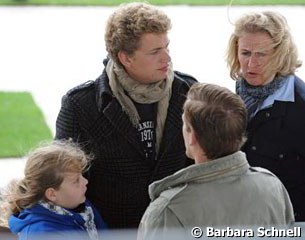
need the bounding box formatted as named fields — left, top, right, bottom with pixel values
left=238, top=32, right=276, bottom=86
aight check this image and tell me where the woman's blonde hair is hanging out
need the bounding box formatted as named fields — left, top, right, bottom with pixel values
left=226, top=11, right=302, bottom=80
left=1, top=140, right=91, bottom=223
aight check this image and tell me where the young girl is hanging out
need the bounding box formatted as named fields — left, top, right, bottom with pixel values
left=4, top=140, right=106, bottom=240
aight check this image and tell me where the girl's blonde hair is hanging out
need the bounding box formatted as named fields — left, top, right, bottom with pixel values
left=226, top=11, right=302, bottom=80
left=1, top=140, right=91, bottom=223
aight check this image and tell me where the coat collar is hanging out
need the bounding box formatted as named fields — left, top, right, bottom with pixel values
left=96, top=69, right=113, bottom=112
left=149, top=151, right=249, bottom=200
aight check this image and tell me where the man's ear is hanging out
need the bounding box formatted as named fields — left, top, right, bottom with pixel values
left=118, top=51, right=132, bottom=68
left=189, top=126, right=198, bottom=146
left=44, top=188, right=57, bottom=202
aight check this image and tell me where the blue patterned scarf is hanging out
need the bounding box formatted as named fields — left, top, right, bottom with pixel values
left=236, top=77, right=286, bottom=119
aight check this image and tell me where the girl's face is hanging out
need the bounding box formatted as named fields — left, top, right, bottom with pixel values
left=238, top=31, right=276, bottom=86
left=51, top=172, right=88, bottom=209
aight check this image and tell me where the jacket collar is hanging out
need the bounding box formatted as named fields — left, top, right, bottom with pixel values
left=260, top=75, right=295, bottom=111
left=149, top=151, right=249, bottom=200
left=96, top=69, right=113, bottom=112
left=295, top=75, right=305, bottom=101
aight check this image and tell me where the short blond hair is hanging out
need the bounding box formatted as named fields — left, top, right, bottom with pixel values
left=226, top=11, right=302, bottom=80
left=105, top=2, right=171, bottom=64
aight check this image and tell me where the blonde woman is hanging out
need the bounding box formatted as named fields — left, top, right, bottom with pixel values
left=227, top=11, right=305, bottom=221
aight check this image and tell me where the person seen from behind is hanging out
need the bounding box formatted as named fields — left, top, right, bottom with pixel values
left=138, top=83, right=294, bottom=240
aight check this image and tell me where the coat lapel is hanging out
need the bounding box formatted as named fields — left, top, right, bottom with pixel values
left=103, top=98, right=145, bottom=157
left=248, top=101, right=287, bottom=131
left=158, top=79, right=188, bottom=158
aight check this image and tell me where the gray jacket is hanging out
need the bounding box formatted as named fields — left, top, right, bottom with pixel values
left=138, top=151, right=294, bottom=240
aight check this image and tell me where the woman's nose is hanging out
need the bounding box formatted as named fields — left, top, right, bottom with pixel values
left=248, top=55, right=260, bottom=67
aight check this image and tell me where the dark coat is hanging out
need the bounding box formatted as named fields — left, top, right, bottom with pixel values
left=242, top=75, right=305, bottom=221
left=55, top=69, right=197, bottom=228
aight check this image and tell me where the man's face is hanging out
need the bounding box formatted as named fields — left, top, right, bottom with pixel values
left=121, top=33, right=171, bottom=84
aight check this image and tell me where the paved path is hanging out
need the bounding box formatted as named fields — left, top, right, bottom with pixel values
left=0, top=5, right=305, bottom=188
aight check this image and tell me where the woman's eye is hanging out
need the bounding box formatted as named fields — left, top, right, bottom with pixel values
left=256, top=52, right=266, bottom=57
left=241, top=51, right=251, bottom=56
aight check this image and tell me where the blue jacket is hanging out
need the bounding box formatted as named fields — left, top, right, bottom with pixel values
left=9, top=200, right=106, bottom=240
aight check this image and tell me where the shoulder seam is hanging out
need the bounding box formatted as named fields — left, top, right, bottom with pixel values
left=66, top=80, right=95, bottom=96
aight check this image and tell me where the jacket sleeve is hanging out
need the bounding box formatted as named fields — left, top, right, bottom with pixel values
left=55, top=94, right=82, bottom=141
left=280, top=184, right=296, bottom=226
left=137, top=207, right=186, bottom=240
left=21, top=223, right=89, bottom=240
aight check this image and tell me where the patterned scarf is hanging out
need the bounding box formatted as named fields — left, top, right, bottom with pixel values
left=39, top=201, right=99, bottom=240
left=106, top=59, right=173, bottom=155
left=236, top=77, right=286, bottom=119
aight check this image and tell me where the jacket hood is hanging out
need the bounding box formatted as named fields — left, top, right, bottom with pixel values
left=148, top=151, right=249, bottom=200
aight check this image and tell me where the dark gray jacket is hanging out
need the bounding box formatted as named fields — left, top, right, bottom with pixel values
left=55, top=68, right=197, bottom=228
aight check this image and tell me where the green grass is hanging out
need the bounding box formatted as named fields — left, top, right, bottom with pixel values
left=0, top=0, right=305, bottom=6
left=0, top=92, right=52, bottom=158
